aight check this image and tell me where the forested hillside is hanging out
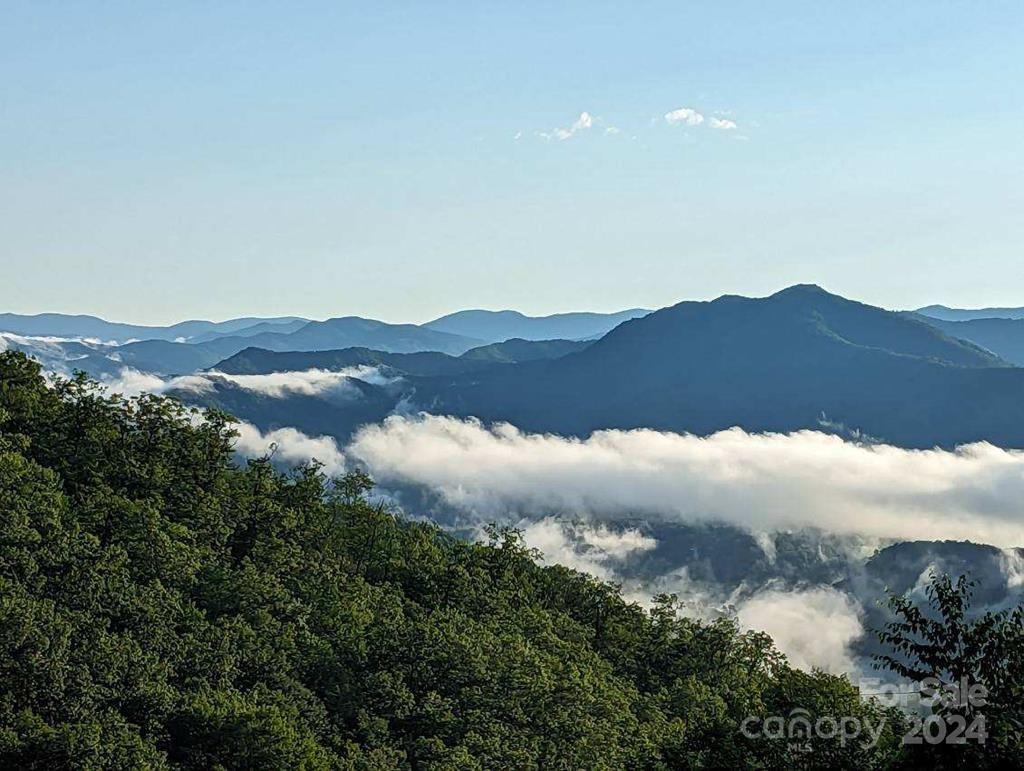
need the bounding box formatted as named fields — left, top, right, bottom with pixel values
left=0, top=350, right=910, bottom=768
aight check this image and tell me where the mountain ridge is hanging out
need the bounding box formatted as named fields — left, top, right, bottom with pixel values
left=424, top=307, right=651, bottom=342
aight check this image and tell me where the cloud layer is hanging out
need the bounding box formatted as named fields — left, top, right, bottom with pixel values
left=99, top=366, right=399, bottom=401
left=736, top=586, right=863, bottom=674
left=512, top=517, right=864, bottom=673
left=348, top=415, right=1024, bottom=546
left=233, top=421, right=347, bottom=477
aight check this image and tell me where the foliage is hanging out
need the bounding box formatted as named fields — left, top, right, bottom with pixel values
left=0, top=350, right=907, bottom=768
left=875, top=572, right=1024, bottom=768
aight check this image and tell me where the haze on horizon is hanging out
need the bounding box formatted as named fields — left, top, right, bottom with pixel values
left=2, top=1, right=1022, bottom=324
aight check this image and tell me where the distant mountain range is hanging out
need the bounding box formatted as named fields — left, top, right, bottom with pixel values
left=911, top=314, right=1024, bottom=366
left=0, top=312, right=310, bottom=343
left=0, top=308, right=644, bottom=376
left=160, top=285, right=1024, bottom=450
left=411, top=285, right=1024, bottom=448
left=11, top=287, right=1024, bottom=449
left=216, top=337, right=590, bottom=376
left=916, top=304, right=1024, bottom=322
left=0, top=316, right=488, bottom=377
left=424, top=308, right=651, bottom=342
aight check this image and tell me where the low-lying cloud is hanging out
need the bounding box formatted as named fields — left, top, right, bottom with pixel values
left=516, top=517, right=657, bottom=584
left=736, top=586, right=863, bottom=674
left=349, top=415, right=1024, bottom=547
left=512, top=517, right=864, bottom=673
left=99, top=366, right=399, bottom=401
left=207, top=366, right=399, bottom=398
left=233, top=421, right=347, bottom=477
left=99, top=369, right=214, bottom=398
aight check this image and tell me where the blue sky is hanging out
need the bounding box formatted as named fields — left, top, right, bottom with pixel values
left=2, top=1, right=1022, bottom=323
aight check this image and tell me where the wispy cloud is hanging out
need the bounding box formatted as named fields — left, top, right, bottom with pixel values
left=99, top=368, right=213, bottom=398
left=98, top=366, right=400, bottom=402
left=539, top=111, right=595, bottom=141
left=507, top=517, right=863, bottom=673
left=709, top=117, right=738, bottom=131
left=514, top=518, right=656, bottom=584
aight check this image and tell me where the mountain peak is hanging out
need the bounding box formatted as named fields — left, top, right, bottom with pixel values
left=770, top=283, right=830, bottom=298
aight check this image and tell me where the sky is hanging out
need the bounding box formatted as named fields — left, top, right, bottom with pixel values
left=1, top=1, right=1022, bottom=324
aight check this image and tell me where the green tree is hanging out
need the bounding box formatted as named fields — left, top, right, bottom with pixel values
left=875, top=572, right=1024, bottom=767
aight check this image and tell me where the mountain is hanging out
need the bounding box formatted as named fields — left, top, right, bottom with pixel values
left=459, top=338, right=592, bottom=363
left=169, top=373, right=400, bottom=443
left=414, top=285, right=1024, bottom=448
left=212, top=337, right=586, bottom=376
left=188, top=340, right=597, bottom=440
left=3, top=316, right=485, bottom=379
left=186, top=318, right=309, bottom=343
left=0, top=312, right=309, bottom=343
left=200, top=317, right=483, bottom=358
left=213, top=346, right=491, bottom=378
left=916, top=304, right=1024, bottom=322
left=423, top=308, right=651, bottom=343
left=18, top=287, right=1024, bottom=449
left=912, top=315, right=1024, bottom=366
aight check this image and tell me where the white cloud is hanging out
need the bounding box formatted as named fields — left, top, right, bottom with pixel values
left=99, top=368, right=213, bottom=398
left=1000, top=549, right=1024, bottom=589
left=206, top=366, right=398, bottom=399
left=98, top=366, right=399, bottom=401
left=664, top=107, right=705, bottom=126
left=507, top=517, right=861, bottom=673
left=709, top=117, right=738, bottom=130
left=736, top=587, right=863, bottom=673
left=348, top=415, right=1024, bottom=547
left=0, top=332, right=118, bottom=348
left=515, top=518, right=656, bottom=584
left=540, top=111, right=596, bottom=141
left=233, top=421, right=347, bottom=477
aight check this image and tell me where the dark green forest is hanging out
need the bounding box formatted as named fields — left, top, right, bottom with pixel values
left=0, top=350, right=1020, bottom=769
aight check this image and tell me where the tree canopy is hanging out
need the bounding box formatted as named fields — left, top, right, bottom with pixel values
left=0, top=349, right=1002, bottom=769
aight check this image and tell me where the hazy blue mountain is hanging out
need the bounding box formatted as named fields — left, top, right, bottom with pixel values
left=455, top=337, right=590, bottom=363
left=912, top=314, right=1024, bottom=366
left=213, top=338, right=589, bottom=377
left=3, top=315, right=484, bottom=378
left=916, top=304, right=1024, bottom=321
left=423, top=308, right=650, bottom=343
left=104, top=337, right=251, bottom=374
left=0, top=334, right=121, bottom=377
left=416, top=285, right=1024, bottom=448
left=17, top=337, right=266, bottom=379
left=19, top=287, right=1024, bottom=450
left=187, top=318, right=310, bottom=343
left=226, top=317, right=484, bottom=356
left=171, top=285, right=1024, bottom=450
left=167, top=374, right=398, bottom=443
left=213, top=347, right=491, bottom=378
left=0, top=312, right=309, bottom=343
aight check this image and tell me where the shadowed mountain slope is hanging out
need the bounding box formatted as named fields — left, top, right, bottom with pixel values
left=913, top=314, right=1024, bottom=366
left=416, top=285, right=1024, bottom=448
